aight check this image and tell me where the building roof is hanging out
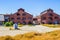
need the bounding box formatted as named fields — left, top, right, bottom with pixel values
left=40, top=8, right=53, bottom=15
left=40, top=8, right=60, bottom=16
left=18, top=8, right=25, bottom=12
left=11, top=11, right=33, bottom=17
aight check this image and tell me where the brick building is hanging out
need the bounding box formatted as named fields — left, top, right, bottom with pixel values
left=0, top=8, right=60, bottom=25
left=10, top=8, right=33, bottom=24
left=36, top=8, right=60, bottom=24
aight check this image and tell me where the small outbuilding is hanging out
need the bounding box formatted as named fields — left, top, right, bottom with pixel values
left=0, top=14, right=4, bottom=25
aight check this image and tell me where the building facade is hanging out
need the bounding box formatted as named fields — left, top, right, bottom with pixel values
left=10, top=8, right=33, bottom=24
left=0, top=8, right=60, bottom=25
left=4, top=14, right=10, bottom=22
left=37, top=8, right=60, bottom=24
left=33, top=16, right=41, bottom=24
left=0, top=14, right=5, bottom=25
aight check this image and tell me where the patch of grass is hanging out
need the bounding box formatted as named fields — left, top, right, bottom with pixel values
left=42, top=24, right=60, bottom=28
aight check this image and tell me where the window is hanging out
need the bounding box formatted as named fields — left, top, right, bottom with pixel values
left=48, top=17, right=53, bottom=20
left=22, top=17, right=26, bottom=20
left=17, top=17, right=20, bottom=20
left=28, top=17, right=32, bottom=20
left=22, top=13, right=26, bottom=16
left=55, top=17, right=58, bottom=19
left=5, top=19, right=8, bottom=22
left=42, top=17, right=46, bottom=20
left=48, top=13, right=53, bottom=16
left=33, top=18, right=37, bottom=21
left=11, top=18, right=14, bottom=20
left=17, top=13, right=20, bottom=16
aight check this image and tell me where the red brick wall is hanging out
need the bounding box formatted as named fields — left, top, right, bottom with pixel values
left=10, top=8, right=33, bottom=24
left=40, top=10, right=60, bottom=24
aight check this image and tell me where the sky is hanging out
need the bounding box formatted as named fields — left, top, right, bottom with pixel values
left=0, top=0, right=60, bottom=16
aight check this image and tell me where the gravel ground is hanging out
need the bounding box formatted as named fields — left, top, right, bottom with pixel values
left=0, top=25, right=60, bottom=36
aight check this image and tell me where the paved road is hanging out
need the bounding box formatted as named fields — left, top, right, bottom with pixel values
left=0, top=25, right=60, bottom=36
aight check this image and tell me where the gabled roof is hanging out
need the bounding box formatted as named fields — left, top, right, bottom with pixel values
left=10, top=12, right=33, bottom=16
left=40, top=8, right=53, bottom=15
left=40, top=8, right=60, bottom=16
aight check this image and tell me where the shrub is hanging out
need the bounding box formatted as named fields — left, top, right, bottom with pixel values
left=9, top=21, right=13, bottom=26
left=3, top=22, right=6, bottom=25
left=5, top=22, right=11, bottom=26
left=5, top=22, right=13, bottom=27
